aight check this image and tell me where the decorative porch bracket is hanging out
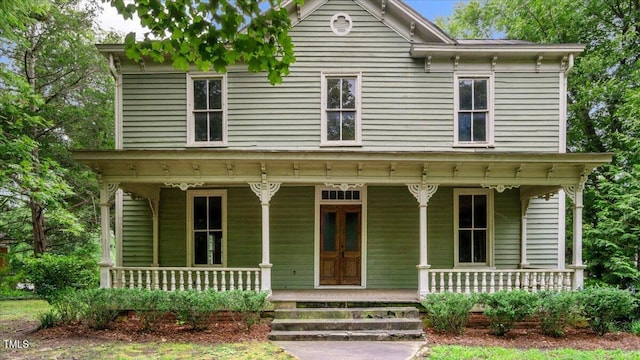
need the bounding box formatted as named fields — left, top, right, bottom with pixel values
left=249, top=180, right=281, bottom=294
left=99, top=182, right=119, bottom=288
left=563, top=184, right=586, bottom=290
left=407, top=182, right=439, bottom=299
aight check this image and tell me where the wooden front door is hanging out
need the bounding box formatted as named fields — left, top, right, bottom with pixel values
left=320, top=205, right=362, bottom=285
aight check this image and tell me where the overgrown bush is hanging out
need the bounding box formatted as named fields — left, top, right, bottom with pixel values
left=629, top=320, right=640, bottom=336
left=75, top=288, right=123, bottom=330
left=578, top=286, right=637, bottom=336
left=23, top=254, right=98, bottom=302
left=38, top=309, right=61, bottom=329
left=52, top=289, right=85, bottom=325
left=127, top=289, right=173, bottom=332
left=480, top=290, right=539, bottom=336
left=536, top=291, right=580, bottom=337
left=226, top=290, right=269, bottom=328
left=422, top=292, right=475, bottom=335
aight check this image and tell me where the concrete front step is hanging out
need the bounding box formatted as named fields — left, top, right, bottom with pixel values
left=273, top=307, right=419, bottom=320
left=268, top=329, right=426, bottom=341
left=271, top=318, right=422, bottom=331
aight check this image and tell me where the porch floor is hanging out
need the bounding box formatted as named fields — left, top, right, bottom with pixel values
left=270, top=289, right=419, bottom=303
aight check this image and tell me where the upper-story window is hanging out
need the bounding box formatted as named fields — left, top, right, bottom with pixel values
left=187, top=74, right=227, bottom=146
left=321, top=72, right=362, bottom=145
left=454, top=73, right=494, bottom=146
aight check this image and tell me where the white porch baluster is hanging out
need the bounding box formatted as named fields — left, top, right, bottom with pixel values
left=481, top=273, right=487, bottom=293
left=121, top=271, right=126, bottom=289
left=522, top=272, right=529, bottom=290
left=196, top=271, right=201, bottom=291
left=213, top=270, right=219, bottom=291
left=430, top=272, right=436, bottom=293
left=464, top=272, right=470, bottom=294
left=489, top=273, right=495, bottom=293
left=162, top=270, right=167, bottom=291
left=447, top=272, right=453, bottom=292
left=146, top=270, right=151, bottom=290
left=439, top=273, right=445, bottom=293
left=254, top=270, right=260, bottom=291
left=179, top=270, right=185, bottom=291
left=531, top=272, right=538, bottom=292
left=204, top=271, right=210, bottom=290
left=473, top=272, right=478, bottom=293
left=498, top=272, right=504, bottom=291
left=137, top=270, right=142, bottom=289
left=171, top=271, right=176, bottom=291
left=540, top=272, right=547, bottom=291
left=154, top=270, right=159, bottom=290
left=515, top=271, right=521, bottom=289
left=238, top=271, right=244, bottom=290
left=230, top=270, right=235, bottom=290
left=506, top=272, right=512, bottom=292
left=221, top=270, right=226, bottom=291
left=456, top=273, right=462, bottom=293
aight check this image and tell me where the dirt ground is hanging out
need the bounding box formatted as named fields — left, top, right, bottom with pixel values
left=5, top=312, right=640, bottom=351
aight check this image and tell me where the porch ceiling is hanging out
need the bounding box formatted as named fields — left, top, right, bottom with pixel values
left=73, top=149, right=611, bottom=187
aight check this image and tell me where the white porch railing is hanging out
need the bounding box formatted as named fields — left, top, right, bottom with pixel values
left=109, top=267, right=261, bottom=291
left=428, top=269, right=574, bottom=294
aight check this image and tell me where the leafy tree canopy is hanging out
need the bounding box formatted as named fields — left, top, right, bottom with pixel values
left=110, top=0, right=302, bottom=84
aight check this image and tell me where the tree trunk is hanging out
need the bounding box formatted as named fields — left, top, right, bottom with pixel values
left=31, top=199, right=47, bottom=256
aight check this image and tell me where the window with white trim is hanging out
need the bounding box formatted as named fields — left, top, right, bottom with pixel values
left=454, top=74, right=494, bottom=146
left=187, top=190, right=227, bottom=266
left=187, top=74, right=226, bottom=146
left=454, top=189, right=493, bottom=266
left=321, top=73, right=361, bottom=145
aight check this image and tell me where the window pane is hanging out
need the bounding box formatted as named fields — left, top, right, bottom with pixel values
left=345, top=212, right=359, bottom=251
left=342, top=78, right=356, bottom=108
left=327, top=79, right=340, bottom=109
left=211, top=231, right=223, bottom=264
left=474, top=195, right=487, bottom=228
left=322, top=212, right=337, bottom=251
left=458, top=113, right=471, bottom=141
left=194, top=232, right=208, bottom=264
left=474, top=79, right=487, bottom=110
left=459, top=80, right=472, bottom=110
left=342, top=111, right=356, bottom=141
left=193, top=80, right=207, bottom=110
left=209, top=112, right=223, bottom=141
left=193, top=197, right=207, bottom=230
left=459, top=195, right=473, bottom=228
left=473, top=230, right=487, bottom=263
left=209, top=196, right=222, bottom=230
left=327, top=111, right=340, bottom=140
left=473, top=113, right=486, bottom=142
left=208, top=79, right=222, bottom=109
left=459, top=230, right=472, bottom=262
left=194, top=113, right=208, bottom=142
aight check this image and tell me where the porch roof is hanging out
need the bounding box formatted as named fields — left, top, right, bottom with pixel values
left=73, top=149, right=611, bottom=188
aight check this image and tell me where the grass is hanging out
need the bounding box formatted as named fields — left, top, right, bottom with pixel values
left=0, top=299, right=50, bottom=321
left=426, top=345, right=640, bottom=360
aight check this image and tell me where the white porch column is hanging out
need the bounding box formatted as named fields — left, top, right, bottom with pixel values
left=519, top=196, right=530, bottom=268
left=99, top=182, right=119, bottom=288
left=149, top=198, right=160, bottom=267
left=407, top=183, right=439, bottom=299
left=564, top=185, right=585, bottom=289
left=249, top=180, right=281, bottom=294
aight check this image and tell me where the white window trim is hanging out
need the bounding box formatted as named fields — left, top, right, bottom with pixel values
left=186, top=189, right=228, bottom=267
left=313, top=185, right=367, bottom=288
left=320, top=72, right=362, bottom=146
left=186, top=73, right=228, bottom=147
left=453, top=188, right=494, bottom=268
left=453, top=72, right=495, bottom=147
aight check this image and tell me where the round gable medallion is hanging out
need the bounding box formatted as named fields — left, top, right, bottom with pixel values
left=330, top=13, right=353, bottom=36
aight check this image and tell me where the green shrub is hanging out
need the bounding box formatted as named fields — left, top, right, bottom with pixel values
left=536, top=291, right=580, bottom=337
left=23, top=254, right=98, bottom=302
left=578, top=286, right=637, bottom=336
left=629, top=320, right=640, bottom=336
left=171, top=290, right=221, bottom=330
left=38, top=309, right=61, bottom=329
left=127, top=289, right=172, bottom=332
left=226, top=290, right=269, bottom=328
left=422, top=292, right=475, bottom=335
left=75, top=289, right=122, bottom=330
left=52, top=289, right=85, bottom=325
left=480, top=290, right=539, bottom=336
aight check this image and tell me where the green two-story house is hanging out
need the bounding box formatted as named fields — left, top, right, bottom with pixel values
left=75, top=0, right=611, bottom=300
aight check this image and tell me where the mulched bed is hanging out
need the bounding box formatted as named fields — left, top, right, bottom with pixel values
left=426, top=313, right=640, bottom=350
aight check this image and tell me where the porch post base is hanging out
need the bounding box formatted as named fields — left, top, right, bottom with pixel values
left=518, top=263, right=530, bottom=269
left=417, top=264, right=431, bottom=299
left=98, top=261, right=113, bottom=289
left=260, top=263, right=273, bottom=294
left=568, top=264, right=586, bottom=290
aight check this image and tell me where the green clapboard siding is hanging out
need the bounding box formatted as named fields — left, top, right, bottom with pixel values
left=494, top=190, right=521, bottom=269
left=367, top=186, right=419, bottom=288
left=271, top=187, right=315, bottom=289
left=158, top=188, right=186, bottom=266
left=122, top=73, right=186, bottom=148
left=227, top=187, right=261, bottom=267
left=122, top=197, right=152, bottom=266
left=427, top=187, right=454, bottom=269
left=527, top=196, right=560, bottom=267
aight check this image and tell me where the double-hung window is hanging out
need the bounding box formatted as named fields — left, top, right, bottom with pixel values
left=187, top=190, right=227, bottom=266
left=187, top=74, right=226, bottom=146
left=454, top=74, right=493, bottom=146
left=321, top=73, right=361, bottom=145
left=454, top=189, right=493, bottom=267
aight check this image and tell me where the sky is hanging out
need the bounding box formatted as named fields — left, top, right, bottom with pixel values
left=96, top=0, right=467, bottom=39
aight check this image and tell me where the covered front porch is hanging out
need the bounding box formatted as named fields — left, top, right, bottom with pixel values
left=73, top=149, right=611, bottom=298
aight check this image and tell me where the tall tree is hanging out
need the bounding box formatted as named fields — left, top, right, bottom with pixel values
left=1, top=0, right=114, bottom=256
left=109, top=0, right=302, bottom=84
left=438, top=0, right=640, bottom=286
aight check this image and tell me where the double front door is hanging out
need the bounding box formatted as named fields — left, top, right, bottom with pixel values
left=320, top=205, right=362, bottom=285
